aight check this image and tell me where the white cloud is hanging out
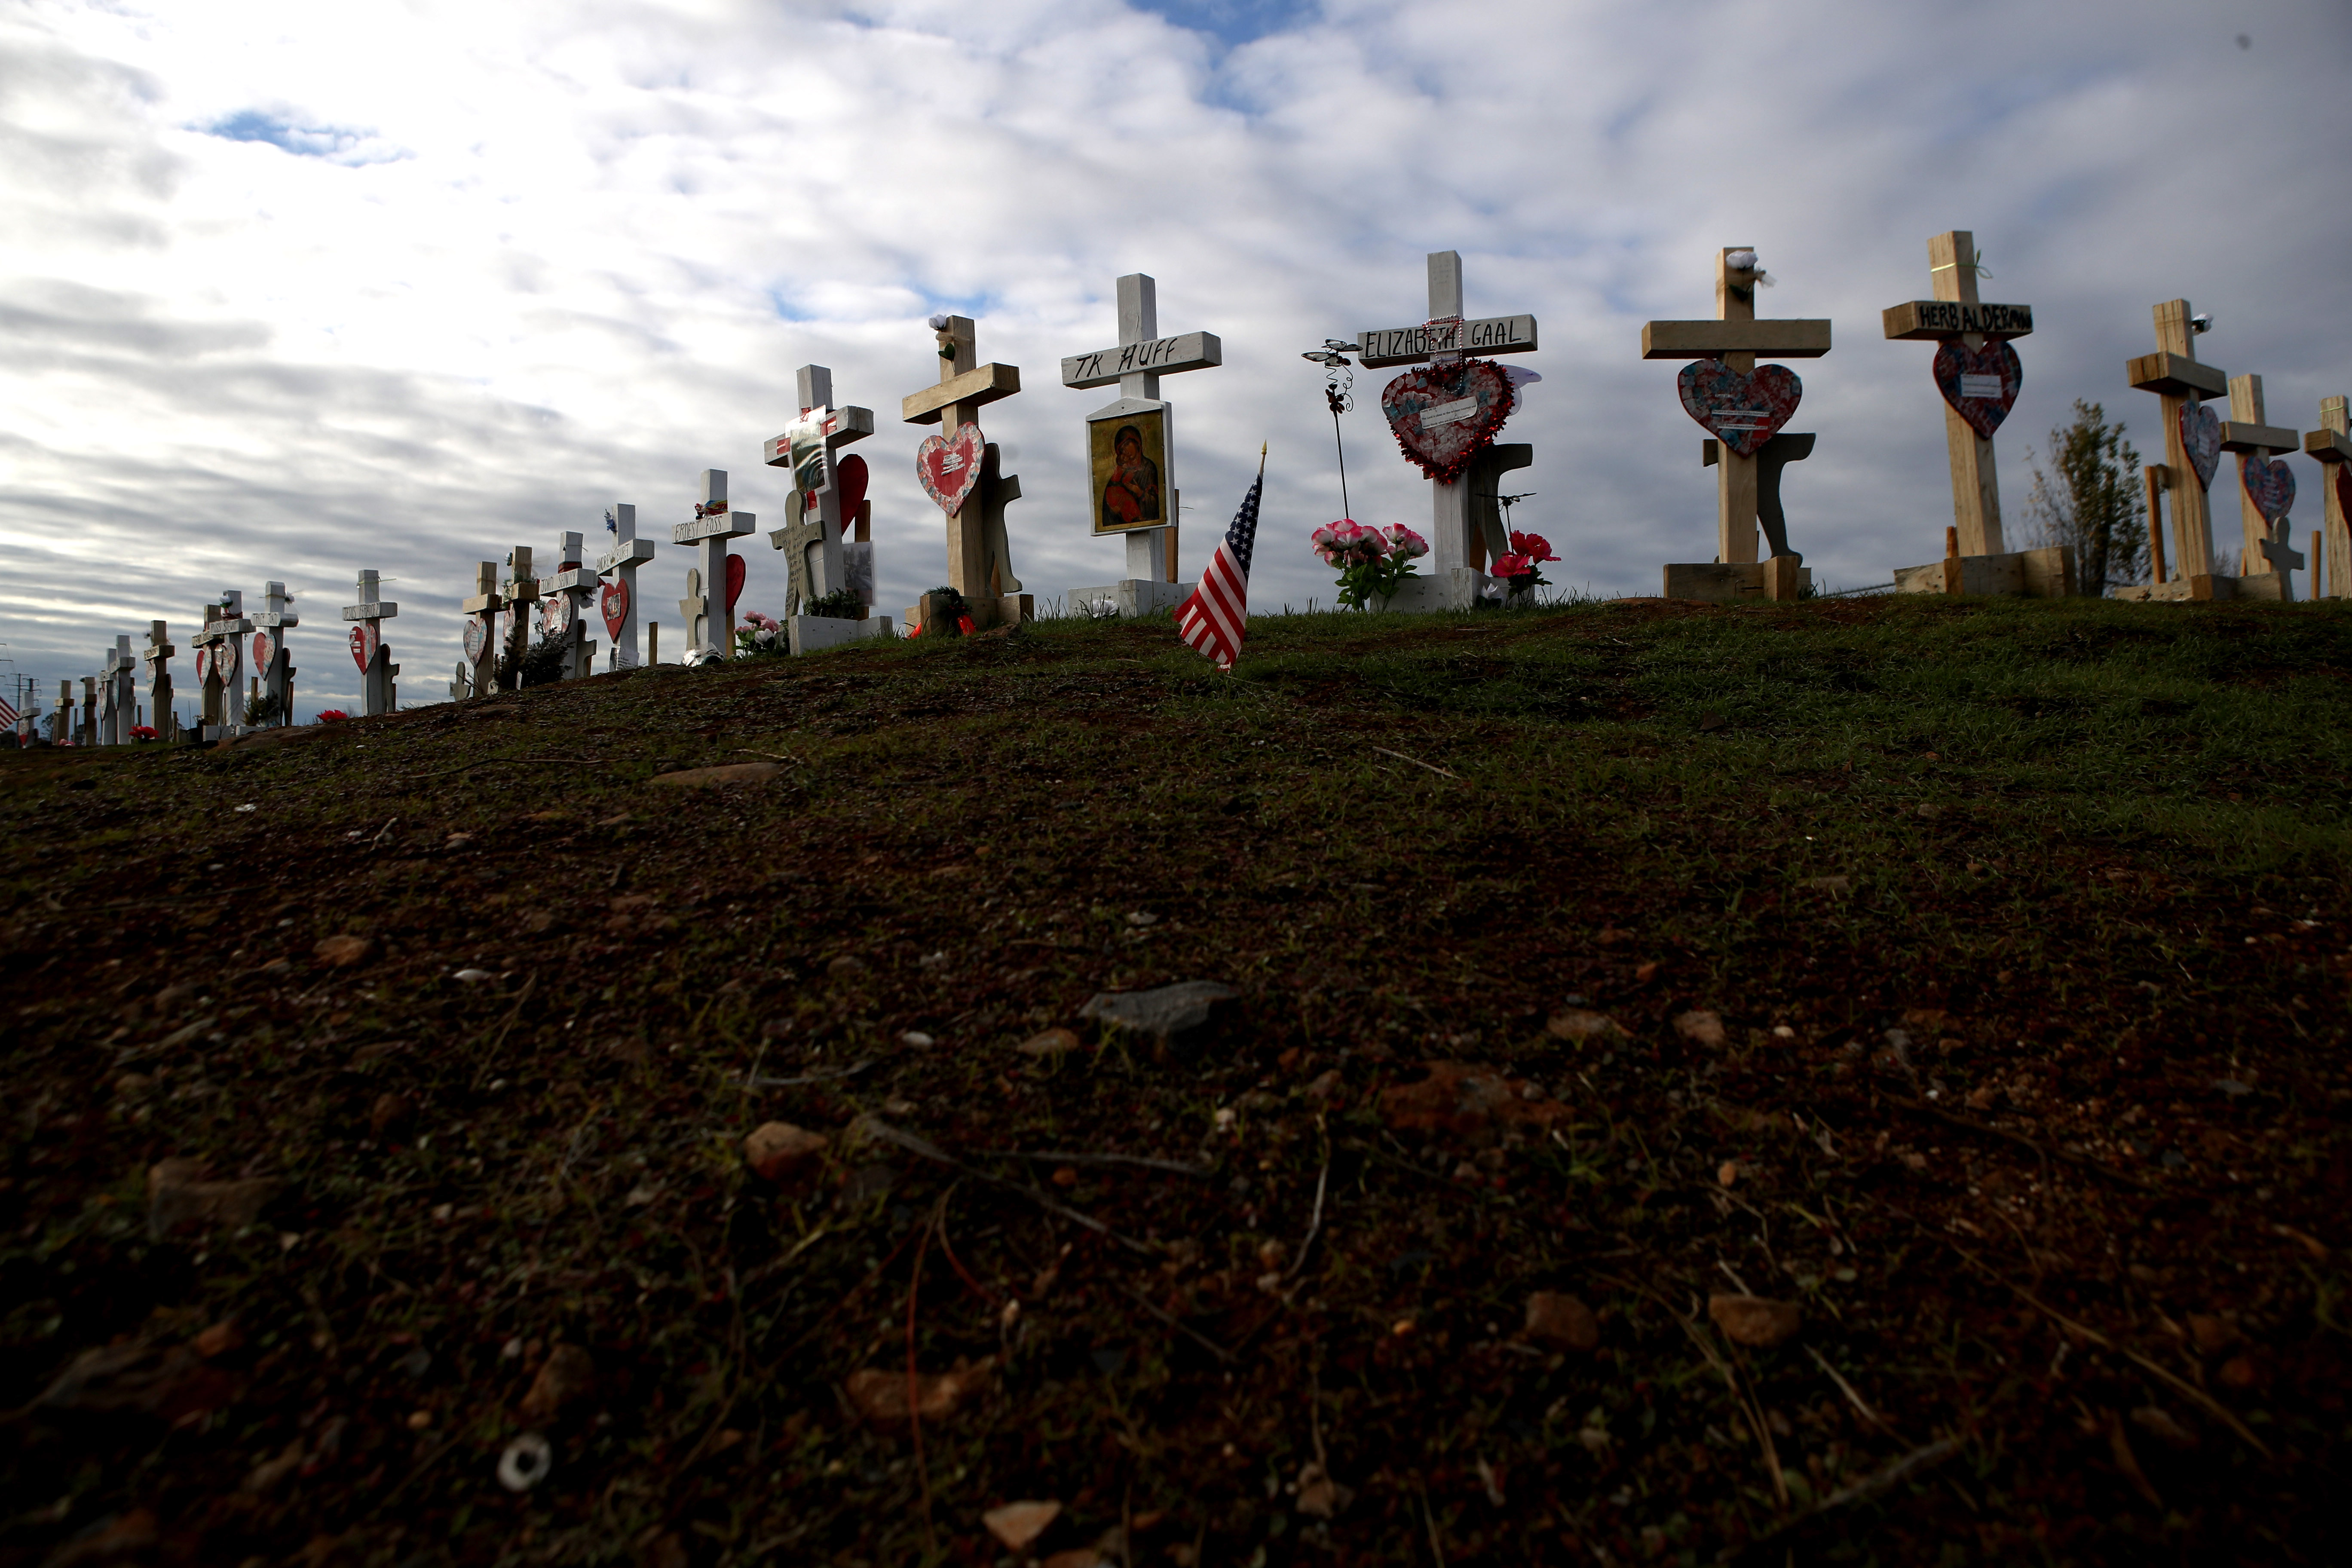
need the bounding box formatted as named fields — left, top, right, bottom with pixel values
left=2, top=0, right=2347, bottom=723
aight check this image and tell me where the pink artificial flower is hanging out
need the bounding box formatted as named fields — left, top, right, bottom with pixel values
left=1312, top=519, right=1383, bottom=567
left=1508, top=530, right=1557, bottom=564
left=1384, top=525, right=1430, bottom=560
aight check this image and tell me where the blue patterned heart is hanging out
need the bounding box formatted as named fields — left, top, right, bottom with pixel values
left=2241, top=453, right=2295, bottom=524
left=2178, top=400, right=2222, bottom=491
left=1676, top=360, right=1801, bottom=457
left=1931, top=339, right=2022, bottom=440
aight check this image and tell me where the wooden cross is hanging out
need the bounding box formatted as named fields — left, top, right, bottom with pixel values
left=342, top=570, right=399, bottom=716
left=1881, top=230, right=2034, bottom=557
left=459, top=560, right=504, bottom=695
left=1356, top=251, right=1539, bottom=573
left=1644, top=247, right=1832, bottom=566
left=671, top=469, right=754, bottom=657
left=53, top=680, right=71, bottom=744
left=501, top=545, right=538, bottom=680
left=1063, top=273, right=1221, bottom=584
left=537, top=530, right=601, bottom=679
left=596, top=505, right=654, bottom=669
left=139, top=620, right=174, bottom=741
left=901, top=315, right=1023, bottom=605
left=765, top=364, right=874, bottom=616
left=2304, top=395, right=2350, bottom=600
left=194, top=590, right=251, bottom=738
left=2219, top=371, right=2302, bottom=588
left=250, top=580, right=298, bottom=725
left=79, top=675, right=96, bottom=746
left=2126, top=299, right=2229, bottom=582
left=2257, top=517, right=2305, bottom=595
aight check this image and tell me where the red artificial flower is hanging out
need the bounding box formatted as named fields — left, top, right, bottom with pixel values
left=1508, top=530, right=1557, bottom=564
left=956, top=615, right=977, bottom=636
left=1492, top=552, right=1531, bottom=579
left=317, top=709, right=351, bottom=723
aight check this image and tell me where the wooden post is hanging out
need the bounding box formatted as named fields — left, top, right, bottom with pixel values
left=649, top=622, right=660, bottom=665
left=2126, top=300, right=2226, bottom=582
left=2302, top=395, right=2351, bottom=600
left=2144, top=466, right=2170, bottom=585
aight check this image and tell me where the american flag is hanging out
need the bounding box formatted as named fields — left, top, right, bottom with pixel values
left=1176, top=450, right=1264, bottom=672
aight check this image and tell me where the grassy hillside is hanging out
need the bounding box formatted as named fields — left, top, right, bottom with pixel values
left=5, top=594, right=2349, bottom=1566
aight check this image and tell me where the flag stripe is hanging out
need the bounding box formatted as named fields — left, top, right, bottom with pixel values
left=1175, top=471, right=1261, bottom=671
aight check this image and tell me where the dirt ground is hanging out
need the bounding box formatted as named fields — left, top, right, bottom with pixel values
left=4, top=596, right=2348, bottom=1566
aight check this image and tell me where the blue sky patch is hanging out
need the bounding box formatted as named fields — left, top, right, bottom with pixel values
left=1130, top=0, right=1317, bottom=47
left=200, top=111, right=405, bottom=165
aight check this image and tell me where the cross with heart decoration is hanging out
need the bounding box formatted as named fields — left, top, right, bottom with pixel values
left=2217, top=372, right=2304, bottom=596
left=1644, top=248, right=1832, bottom=573
left=537, top=531, right=603, bottom=679
left=2302, top=395, right=2352, bottom=602
left=901, top=316, right=1028, bottom=623
left=595, top=504, right=654, bottom=670
left=457, top=560, right=503, bottom=697
left=670, top=470, right=754, bottom=657
left=1881, top=230, right=2034, bottom=561
left=764, top=364, right=874, bottom=617
left=250, top=580, right=299, bottom=725
left=2127, top=299, right=2232, bottom=584
left=341, top=569, right=399, bottom=717
left=192, top=589, right=251, bottom=738
left=1352, top=251, right=1539, bottom=577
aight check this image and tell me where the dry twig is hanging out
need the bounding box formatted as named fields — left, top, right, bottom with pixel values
left=1369, top=744, right=1458, bottom=780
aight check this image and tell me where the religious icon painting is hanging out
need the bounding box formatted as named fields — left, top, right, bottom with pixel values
left=1089, top=405, right=1168, bottom=535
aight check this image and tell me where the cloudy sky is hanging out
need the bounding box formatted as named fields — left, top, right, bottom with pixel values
left=3, top=0, right=2347, bottom=722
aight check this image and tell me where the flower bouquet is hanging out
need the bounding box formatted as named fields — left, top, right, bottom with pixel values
left=1311, top=520, right=1430, bottom=609
left=316, top=709, right=350, bottom=723
left=1488, top=530, right=1557, bottom=597
left=734, top=611, right=787, bottom=657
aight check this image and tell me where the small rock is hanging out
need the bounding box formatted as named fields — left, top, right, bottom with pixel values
left=648, top=761, right=784, bottom=788
left=2213, top=1078, right=2253, bottom=1098
left=518, top=1344, right=595, bottom=1425
left=1634, top=961, right=1661, bottom=983
left=1125, top=910, right=1160, bottom=928
left=827, top=955, right=867, bottom=977
left=1546, top=1008, right=1623, bottom=1043
left=741, top=1122, right=829, bottom=1183
left=1304, top=1068, right=1344, bottom=1102
left=313, top=934, right=372, bottom=968
left=1524, top=1291, right=1600, bottom=1351
left=1699, top=711, right=1727, bottom=732
left=1708, top=1293, right=1802, bottom=1348
left=1078, top=980, right=1240, bottom=1046
left=1673, top=1010, right=1728, bottom=1047
left=1379, top=1062, right=1567, bottom=1139
left=115, top=1072, right=153, bottom=1100
left=1917, top=803, right=1945, bottom=820
left=1017, top=1027, right=1081, bottom=1059
left=2131, top=1405, right=2198, bottom=1452
left=2216, top=1354, right=2264, bottom=1390
left=451, top=968, right=494, bottom=983
left=982, top=1500, right=1062, bottom=1551
left=842, top=1357, right=994, bottom=1427
left=1294, top=1461, right=1354, bottom=1519
left=147, top=1158, right=277, bottom=1238
left=191, top=1322, right=243, bottom=1358
left=444, top=832, right=475, bottom=850
left=899, top=1030, right=935, bottom=1048
left=1804, top=875, right=1851, bottom=894
left=245, top=1439, right=305, bottom=1494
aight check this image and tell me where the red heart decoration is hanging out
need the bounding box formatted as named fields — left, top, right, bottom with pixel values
left=725, top=553, right=746, bottom=612
left=2240, top=452, right=2296, bottom=524
left=600, top=579, right=630, bottom=640
left=916, top=423, right=986, bottom=514
left=463, top=614, right=489, bottom=664
left=1931, top=339, right=2022, bottom=439
left=251, top=631, right=273, bottom=670
left=348, top=625, right=372, bottom=672
left=194, top=646, right=213, bottom=686
left=1678, top=360, right=1802, bottom=457
left=836, top=453, right=869, bottom=524
left=1381, top=358, right=1515, bottom=483
left=2178, top=400, right=2222, bottom=491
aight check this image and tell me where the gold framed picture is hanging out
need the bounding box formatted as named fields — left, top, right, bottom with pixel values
left=1088, top=405, right=1168, bottom=536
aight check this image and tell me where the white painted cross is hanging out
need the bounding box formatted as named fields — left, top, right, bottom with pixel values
left=53, top=680, right=73, bottom=745
left=537, top=531, right=601, bottom=680
left=193, top=590, right=251, bottom=739
left=1063, top=274, right=1221, bottom=585
left=2219, top=371, right=2302, bottom=592
left=343, top=570, right=399, bottom=717
left=1358, top=251, right=1540, bottom=574
left=250, top=580, right=299, bottom=725
left=2127, top=299, right=2229, bottom=583
left=80, top=675, right=97, bottom=746
left=765, top=365, right=874, bottom=614
left=141, top=621, right=175, bottom=743
left=459, top=561, right=503, bottom=696
left=597, top=505, right=655, bottom=670
left=672, top=470, right=754, bottom=657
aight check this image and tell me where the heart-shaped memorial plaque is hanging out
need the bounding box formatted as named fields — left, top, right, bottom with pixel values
left=1381, top=358, right=1516, bottom=483
left=724, top=553, right=746, bottom=613
left=251, top=631, right=273, bottom=670
left=1678, top=360, right=1802, bottom=457
left=2338, top=465, right=2352, bottom=530
left=916, top=424, right=986, bottom=514
left=2241, top=452, right=2296, bottom=524
left=349, top=623, right=376, bottom=673
left=463, top=613, right=490, bottom=664
left=542, top=593, right=576, bottom=637
left=2178, top=399, right=2223, bottom=491
left=599, top=581, right=630, bottom=641
left=836, top=453, right=870, bottom=525
left=1931, top=339, right=2023, bottom=440
left=217, top=637, right=239, bottom=683
left=194, top=646, right=213, bottom=687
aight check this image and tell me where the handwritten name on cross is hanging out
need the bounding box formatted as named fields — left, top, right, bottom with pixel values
left=2304, top=396, right=2351, bottom=601
left=765, top=365, right=874, bottom=615
left=2126, top=300, right=2230, bottom=582
left=672, top=470, right=753, bottom=657
left=901, top=315, right=1022, bottom=601
left=1357, top=251, right=1540, bottom=573
left=1643, top=248, right=1832, bottom=566
left=343, top=570, right=399, bottom=717
left=2218, top=372, right=2302, bottom=593
left=1881, top=230, right=2035, bottom=558
left=1063, top=273, right=1221, bottom=583
left=141, top=620, right=175, bottom=741
left=597, top=505, right=655, bottom=670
